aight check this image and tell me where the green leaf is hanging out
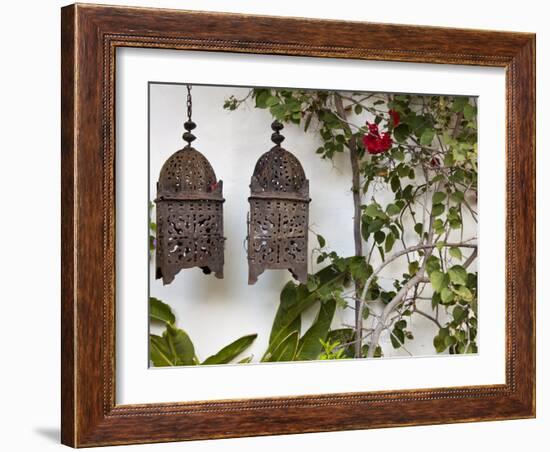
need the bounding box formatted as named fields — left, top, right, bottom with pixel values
left=267, top=331, right=299, bottom=362
left=414, top=223, right=423, bottom=235
left=150, top=334, right=176, bottom=367
left=434, top=328, right=450, bottom=353
left=433, top=218, right=445, bottom=234
left=326, top=328, right=355, bottom=358
left=420, top=128, right=435, bottom=146
left=408, top=261, right=420, bottom=275
left=426, top=255, right=441, bottom=274
left=265, top=95, right=279, bottom=107
left=449, top=219, right=462, bottom=229
left=386, top=203, right=401, bottom=216
left=453, top=147, right=467, bottom=162
left=304, top=113, right=313, bottom=132
left=452, top=306, right=467, bottom=323
left=397, top=164, right=410, bottom=178
left=202, top=334, right=258, bottom=365
left=164, top=324, right=196, bottom=365
left=349, top=257, right=372, bottom=283
left=433, top=335, right=446, bottom=353
left=450, top=191, right=465, bottom=203
left=448, top=265, right=468, bottom=285
left=440, top=287, right=455, bottom=304
left=452, top=97, right=468, bottom=112
left=354, top=104, right=362, bottom=115
left=402, top=184, right=414, bottom=201
left=296, top=300, right=336, bottom=360
left=367, top=218, right=385, bottom=234
left=431, top=291, right=441, bottom=309
left=390, top=176, right=401, bottom=193
left=391, top=328, right=405, bottom=349
left=453, top=285, right=473, bottom=301
left=254, top=89, right=270, bottom=108
left=393, top=123, right=410, bottom=143
left=268, top=265, right=346, bottom=347
left=449, top=247, right=463, bottom=260
left=362, top=306, right=370, bottom=320
left=374, top=230, right=386, bottom=244
left=270, top=104, right=286, bottom=120
left=393, top=149, right=405, bottom=161
left=149, top=297, right=175, bottom=325
left=317, top=234, right=326, bottom=248
left=306, top=275, right=319, bottom=292
left=463, top=103, right=476, bottom=120
left=430, top=270, right=448, bottom=292
left=362, top=344, right=383, bottom=358
left=444, top=335, right=457, bottom=347
left=150, top=325, right=196, bottom=367
left=395, top=319, right=407, bottom=330
left=361, top=217, right=370, bottom=242
left=444, top=152, right=455, bottom=167
left=432, top=191, right=446, bottom=204
left=385, top=232, right=396, bottom=253
left=365, top=203, right=386, bottom=219
left=432, top=203, right=445, bottom=217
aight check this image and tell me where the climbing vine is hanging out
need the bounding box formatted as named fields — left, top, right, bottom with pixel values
left=148, top=87, right=479, bottom=366
left=224, top=88, right=478, bottom=359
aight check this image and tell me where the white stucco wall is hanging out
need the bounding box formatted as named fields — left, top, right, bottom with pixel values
left=149, top=83, right=476, bottom=362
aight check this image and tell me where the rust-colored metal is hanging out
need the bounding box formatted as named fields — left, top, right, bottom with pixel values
left=247, top=120, right=310, bottom=284
left=155, top=87, right=224, bottom=284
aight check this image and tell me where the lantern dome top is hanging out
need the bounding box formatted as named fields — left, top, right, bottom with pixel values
left=251, top=120, right=307, bottom=194
left=252, top=147, right=307, bottom=193
left=158, top=147, right=219, bottom=195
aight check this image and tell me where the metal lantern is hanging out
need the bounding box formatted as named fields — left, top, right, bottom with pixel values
left=155, top=86, right=225, bottom=284
left=247, top=120, right=310, bottom=285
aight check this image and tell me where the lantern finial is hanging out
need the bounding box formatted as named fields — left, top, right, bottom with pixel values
left=270, top=120, right=285, bottom=146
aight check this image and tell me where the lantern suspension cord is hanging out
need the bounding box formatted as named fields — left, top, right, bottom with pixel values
left=182, top=84, right=197, bottom=147
left=186, top=84, right=192, bottom=122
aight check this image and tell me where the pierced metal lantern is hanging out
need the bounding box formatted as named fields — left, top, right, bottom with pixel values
left=247, top=121, right=310, bottom=285
left=155, top=86, right=225, bottom=284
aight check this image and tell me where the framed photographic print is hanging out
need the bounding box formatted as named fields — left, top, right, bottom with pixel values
left=61, top=3, right=536, bottom=447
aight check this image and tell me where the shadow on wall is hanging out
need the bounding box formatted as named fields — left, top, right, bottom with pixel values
left=34, top=427, right=59, bottom=443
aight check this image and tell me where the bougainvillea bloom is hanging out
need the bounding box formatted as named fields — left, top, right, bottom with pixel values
left=389, top=109, right=400, bottom=127
left=363, top=123, right=392, bottom=155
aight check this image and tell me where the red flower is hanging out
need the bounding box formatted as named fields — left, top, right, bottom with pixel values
left=389, top=109, right=400, bottom=127
left=363, top=123, right=392, bottom=155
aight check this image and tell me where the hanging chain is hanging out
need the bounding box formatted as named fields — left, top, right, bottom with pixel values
left=186, top=84, right=193, bottom=122
left=182, top=84, right=196, bottom=146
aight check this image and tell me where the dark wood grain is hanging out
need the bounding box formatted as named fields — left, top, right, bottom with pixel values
left=60, top=3, right=536, bottom=447
left=60, top=5, right=76, bottom=446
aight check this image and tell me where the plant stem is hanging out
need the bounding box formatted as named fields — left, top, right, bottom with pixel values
left=335, top=93, right=363, bottom=358
left=350, top=136, right=364, bottom=358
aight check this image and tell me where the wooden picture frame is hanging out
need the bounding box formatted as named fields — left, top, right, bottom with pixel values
left=61, top=3, right=536, bottom=447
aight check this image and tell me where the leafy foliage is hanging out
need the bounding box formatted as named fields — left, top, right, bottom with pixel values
left=148, top=297, right=257, bottom=367
left=225, top=88, right=478, bottom=358
left=202, top=334, right=258, bottom=365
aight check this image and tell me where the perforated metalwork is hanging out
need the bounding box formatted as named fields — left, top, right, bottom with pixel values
left=247, top=121, right=310, bottom=284
left=156, top=146, right=224, bottom=284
